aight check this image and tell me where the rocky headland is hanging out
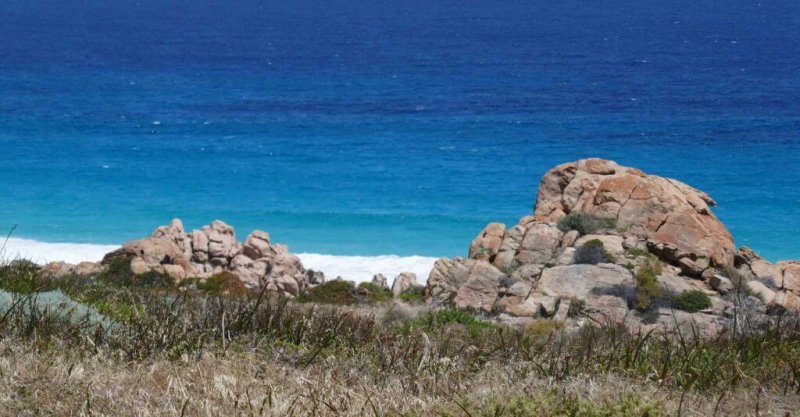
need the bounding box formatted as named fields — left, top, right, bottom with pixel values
left=38, top=158, right=800, bottom=337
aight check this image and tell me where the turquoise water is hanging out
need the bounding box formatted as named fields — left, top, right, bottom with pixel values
left=0, top=0, right=798, bottom=261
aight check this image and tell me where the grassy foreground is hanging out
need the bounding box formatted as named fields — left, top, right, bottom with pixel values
left=0, top=260, right=799, bottom=416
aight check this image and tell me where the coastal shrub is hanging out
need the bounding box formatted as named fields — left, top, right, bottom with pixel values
left=399, top=285, right=425, bottom=304
left=671, top=290, right=712, bottom=313
left=197, top=271, right=246, bottom=296
left=0, top=259, right=47, bottom=294
left=556, top=213, right=616, bottom=235
left=298, top=280, right=358, bottom=305
left=573, top=239, right=615, bottom=264
left=357, top=281, right=392, bottom=303
left=626, top=247, right=650, bottom=258
left=403, top=308, right=495, bottom=337
left=633, top=257, right=662, bottom=311
left=96, top=254, right=135, bottom=285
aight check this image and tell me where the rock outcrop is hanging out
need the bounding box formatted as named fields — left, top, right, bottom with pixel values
left=102, top=219, right=318, bottom=296
left=533, top=158, right=734, bottom=266
left=391, top=272, right=418, bottom=297
left=734, top=247, right=800, bottom=313
left=424, top=158, right=799, bottom=336
left=39, top=261, right=103, bottom=278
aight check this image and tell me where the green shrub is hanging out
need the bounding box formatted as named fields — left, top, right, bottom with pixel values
left=671, top=290, right=712, bottom=313
left=634, top=257, right=662, bottom=311
left=626, top=247, right=650, bottom=258
left=556, top=213, right=616, bottom=235
left=573, top=239, right=615, bottom=264
left=357, top=281, right=392, bottom=303
left=97, top=255, right=175, bottom=289
left=299, top=280, right=358, bottom=305
left=399, top=285, right=425, bottom=303
left=403, top=308, right=495, bottom=337
left=0, top=259, right=46, bottom=294
left=197, top=271, right=246, bottom=296
left=97, top=254, right=135, bottom=286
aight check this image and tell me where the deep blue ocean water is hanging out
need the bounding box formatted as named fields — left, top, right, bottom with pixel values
left=1, top=0, right=798, bottom=261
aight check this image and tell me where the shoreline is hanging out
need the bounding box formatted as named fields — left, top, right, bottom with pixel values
left=1, top=237, right=438, bottom=283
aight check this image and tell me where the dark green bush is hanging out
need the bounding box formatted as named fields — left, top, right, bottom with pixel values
left=197, top=271, right=246, bottom=295
left=298, top=280, right=358, bottom=304
left=626, top=247, right=650, bottom=258
left=573, top=239, right=615, bottom=264
left=0, top=259, right=46, bottom=294
left=97, top=254, right=136, bottom=286
left=671, top=290, right=712, bottom=313
left=634, top=257, right=662, bottom=311
left=399, top=285, right=425, bottom=304
left=556, top=213, right=616, bottom=235
left=357, top=281, right=393, bottom=303
left=402, top=308, right=495, bottom=337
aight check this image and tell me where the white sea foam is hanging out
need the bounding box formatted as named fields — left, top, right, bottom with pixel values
left=1, top=238, right=119, bottom=265
left=1, top=238, right=439, bottom=284
left=297, top=253, right=438, bottom=283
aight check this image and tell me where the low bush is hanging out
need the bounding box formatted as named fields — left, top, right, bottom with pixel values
left=96, top=254, right=135, bottom=286
left=197, top=271, right=247, bottom=296
left=357, top=281, right=392, bottom=303
left=556, top=213, right=616, bottom=235
left=399, top=285, right=425, bottom=303
left=402, top=308, right=495, bottom=337
left=573, top=239, right=615, bottom=264
left=633, top=257, right=662, bottom=311
left=626, top=247, right=650, bottom=258
left=671, top=290, right=712, bottom=313
left=298, top=280, right=358, bottom=304
left=0, top=259, right=47, bottom=294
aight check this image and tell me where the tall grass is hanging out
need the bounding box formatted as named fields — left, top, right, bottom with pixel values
left=1, top=258, right=799, bottom=414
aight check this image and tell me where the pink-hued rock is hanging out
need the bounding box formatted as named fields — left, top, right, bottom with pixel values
left=533, top=159, right=734, bottom=266
left=391, top=272, right=418, bottom=297
left=469, top=223, right=506, bottom=261
left=515, top=222, right=563, bottom=265
left=101, top=219, right=310, bottom=295
left=779, top=262, right=800, bottom=292
left=39, top=261, right=104, bottom=278
left=426, top=258, right=505, bottom=309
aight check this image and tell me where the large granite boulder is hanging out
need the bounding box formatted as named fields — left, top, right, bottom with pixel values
left=533, top=158, right=734, bottom=266
left=102, top=219, right=311, bottom=296
left=425, top=258, right=506, bottom=308
left=537, top=264, right=633, bottom=301
left=423, top=159, right=798, bottom=337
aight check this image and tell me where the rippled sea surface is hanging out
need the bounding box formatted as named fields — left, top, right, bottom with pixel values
left=1, top=0, right=798, bottom=262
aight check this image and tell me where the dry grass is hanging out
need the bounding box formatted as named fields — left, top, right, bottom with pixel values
left=1, top=261, right=799, bottom=416
left=0, top=339, right=795, bottom=416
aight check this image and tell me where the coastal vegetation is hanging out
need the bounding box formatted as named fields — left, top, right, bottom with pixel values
left=556, top=213, right=616, bottom=236
left=0, top=261, right=799, bottom=416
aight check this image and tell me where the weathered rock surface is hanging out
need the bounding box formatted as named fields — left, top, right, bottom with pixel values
left=391, top=272, right=417, bottom=297
left=102, top=219, right=312, bottom=296
left=371, top=274, right=388, bottom=289
left=533, top=158, right=734, bottom=266
left=424, top=158, right=800, bottom=337
left=40, top=261, right=103, bottom=278
left=537, top=264, right=633, bottom=301
left=735, top=247, right=800, bottom=313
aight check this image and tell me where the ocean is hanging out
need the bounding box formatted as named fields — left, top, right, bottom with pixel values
left=1, top=0, right=798, bottom=280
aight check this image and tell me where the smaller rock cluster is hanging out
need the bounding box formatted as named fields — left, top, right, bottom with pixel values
left=102, top=219, right=319, bottom=296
